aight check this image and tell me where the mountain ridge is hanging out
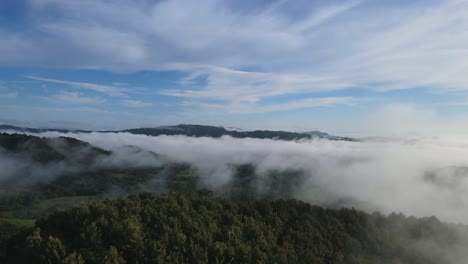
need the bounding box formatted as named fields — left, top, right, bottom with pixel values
left=0, top=124, right=355, bottom=141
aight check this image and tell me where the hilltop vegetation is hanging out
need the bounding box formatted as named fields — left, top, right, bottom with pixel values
left=0, top=133, right=310, bottom=220
left=4, top=192, right=468, bottom=264
left=0, top=133, right=170, bottom=257
left=1, top=132, right=468, bottom=264
left=0, top=124, right=355, bottom=141
left=0, top=133, right=109, bottom=164
left=123, top=124, right=356, bottom=141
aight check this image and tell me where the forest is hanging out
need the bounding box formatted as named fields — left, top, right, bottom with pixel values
left=4, top=192, right=468, bottom=263
left=2, top=0, right=468, bottom=262
left=1, top=132, right=468, bottom=263
left=0, top=124, right=355, bottom=141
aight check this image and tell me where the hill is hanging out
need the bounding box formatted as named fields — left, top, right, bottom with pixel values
left=0, top=133, right=109, bottom=164
left=0, top=125, right=89, bottom=134
left=1, top=133, right=468, bottom=263
left=4, top=192, right=468, bottom=264
left=125, top=124, right=356, bottom=141
left=0, top=124, right=355, bottom=141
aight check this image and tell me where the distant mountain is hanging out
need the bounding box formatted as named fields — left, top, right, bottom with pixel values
left=123, top=124, right=356, bottom=141
left=304, top=130, right=329, bottom=137
left=0, top=124, right=89, bottom=134
left=0, top=132, right=109, bottom=164
left=224, top=126, right=244, bottom=132
left=0, top=124, right=355, bottom=141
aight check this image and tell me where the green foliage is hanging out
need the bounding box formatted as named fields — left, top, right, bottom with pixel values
left=222, top=164, right=305, bottom=201
left=0, top=124, right=357, bottom=141
left=4, top=192, right=468, bottom=264
left=0, top=133, right=110, bottom=164
left=0, top=132, right=463, bottom=263
left=0, top=218, right=35, bottom=228
left=124, top=124, right=319, bottom=141
left=0, top=133, right=65, bottom=163
left=0, top=221, right=32, bottom=258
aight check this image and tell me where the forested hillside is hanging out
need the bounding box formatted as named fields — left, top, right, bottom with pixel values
left=122, top=124, right=356, bottom=141
left=0, top=124, right=355, bottom=141
left=0, top=133, right=109, bottom=163
left=2, top=133, right=468, bottom=264
left=0, top=133, right=169, bottom=258
left=4, top=192, right=468, bottom=264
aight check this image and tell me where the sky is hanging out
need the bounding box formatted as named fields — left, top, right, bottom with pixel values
left=1, top=0, right=468, bottom=136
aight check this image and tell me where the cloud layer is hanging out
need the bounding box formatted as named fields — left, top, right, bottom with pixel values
left=2, top=0, right=468, bottom=114
left=4, top=129, right=468, bottom=224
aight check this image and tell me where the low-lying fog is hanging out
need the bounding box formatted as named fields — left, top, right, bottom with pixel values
left=3, top=130, right=468, bottom=224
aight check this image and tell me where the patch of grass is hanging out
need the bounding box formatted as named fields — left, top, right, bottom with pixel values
left=109, top=173, right=131, bottom=179
left=2, top=196, right=96, bottom=219
left=0, top=218, right=35, bottom=228
left=0, top=212, right=12, bottom=218
left=37, top=196, right=94, bottom=210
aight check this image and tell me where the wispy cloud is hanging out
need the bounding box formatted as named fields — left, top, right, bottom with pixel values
left=161, top=66, right=350, bottom=103
left=47, top=91, right=105, bottom=104
left=1, top=0, right=468, bottom=115
left=182, top=96, right=355, bottom=114
left=121, top=100, right=152, bottom=108
left=435, top=98, right=468, bottom=107
left=33, top=106, right=127, bottom=115
left=0, top=118, right=30, bottom=126
left=27, top=76, right=127, bottom=96
left=0, top=92, right=18, bottom=99
left=292, top=0, right=362, bottom=33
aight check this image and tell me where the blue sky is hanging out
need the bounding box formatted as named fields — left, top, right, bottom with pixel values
left=1, top=0, right=468, bottom=136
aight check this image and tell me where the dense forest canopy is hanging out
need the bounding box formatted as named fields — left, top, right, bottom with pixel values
left=4, top=192, right=468, bottom=264
left=2, top=131, right=468, bottom=263
left=0, top=124, right=355, bottom=141
left=3, top=0, right=468, bottom=262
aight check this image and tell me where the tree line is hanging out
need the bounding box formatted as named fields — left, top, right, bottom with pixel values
left=4, top=191, right=468, bottom=264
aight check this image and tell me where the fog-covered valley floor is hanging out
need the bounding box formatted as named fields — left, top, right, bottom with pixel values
left=3, top=130, right=468, bottom=224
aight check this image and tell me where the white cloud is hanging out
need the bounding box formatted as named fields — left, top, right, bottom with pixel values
left=33, top=106, right=124, bottom=115
left=358, top=104, right=468, bottom=137
left=292, top=0, right=362, bottom=33
left=121, top=100, right=152, bottom=108
left=27, top=76, right=127, bottom=96
left=181, top=96, right=355, bottom=114
left=8, top=129, right=468, bottom=224
left=436, top=98, right=468, bottom=106
left=160, top=66, right=351, bottom=103
left=1, top=0, right=468, bottom=111
left=0, top=92, right=18, bottom=99
left=48, top=91, right=105, bottom=104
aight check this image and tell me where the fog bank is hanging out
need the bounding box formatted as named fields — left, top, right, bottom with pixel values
left=4, top=130, right=468, bottom=224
